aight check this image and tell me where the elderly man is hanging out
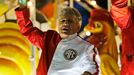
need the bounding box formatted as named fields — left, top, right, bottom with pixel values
left=15, top=4, right=98, bottom=75
left=110, top=0, right=134, bottom=75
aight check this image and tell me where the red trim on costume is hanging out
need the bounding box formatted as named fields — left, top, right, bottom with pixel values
left=93, top=48, right=99, bottom=75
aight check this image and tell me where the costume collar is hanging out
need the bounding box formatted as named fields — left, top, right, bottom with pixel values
left=61, top=33, right=77, bottom=42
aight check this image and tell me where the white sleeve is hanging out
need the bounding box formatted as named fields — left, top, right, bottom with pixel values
left=84, top=45, right=100, bottom=74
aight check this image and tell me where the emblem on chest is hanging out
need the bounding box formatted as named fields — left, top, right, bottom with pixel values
left=64, top=49, right=77, bottom=61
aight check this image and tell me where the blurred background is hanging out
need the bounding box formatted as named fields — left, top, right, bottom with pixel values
left=0, top=0, right=129, bottom=75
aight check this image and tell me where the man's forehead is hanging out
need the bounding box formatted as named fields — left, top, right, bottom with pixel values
left=59, top=11, right=76, bottom=17
left=58, top=15, right=77, bottom=19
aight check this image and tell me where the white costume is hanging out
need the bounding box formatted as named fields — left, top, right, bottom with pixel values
left=48, top=33, right=97, bottom=75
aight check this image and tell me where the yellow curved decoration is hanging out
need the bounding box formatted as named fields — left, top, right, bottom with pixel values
left=0, top=36, right=30, bottom=55
left=0, top=44, right=31, bottom=75
left=0, top=22, right=36, bottom=75
left=0, top=22, right=29, bottom=46
left=0, top=22, right=19, bottom=29
left=0, top=29, right=30, bottom=54
left=0, top=4, right=8, bottom=16
left=0, top=58, right=23, bottom=75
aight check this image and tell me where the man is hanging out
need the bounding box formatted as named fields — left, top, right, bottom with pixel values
left=110, top=0, right=134, bottom=75
left=15, top=5, right=98, bottom=75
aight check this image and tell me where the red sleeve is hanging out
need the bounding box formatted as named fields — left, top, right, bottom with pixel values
left=15, top=7, right=45, bottom=49
left=110, top=0, right=132, bottom=29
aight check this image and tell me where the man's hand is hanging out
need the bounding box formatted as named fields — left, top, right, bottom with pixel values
left=81, top=71, right=92, bottom=75
left=19, top=0, right=27, bottom=6
left=15, top=4, right=30, bottom=18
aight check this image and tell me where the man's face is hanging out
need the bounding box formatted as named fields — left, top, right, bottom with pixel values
left=57, top=15, right=80, bottom=39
